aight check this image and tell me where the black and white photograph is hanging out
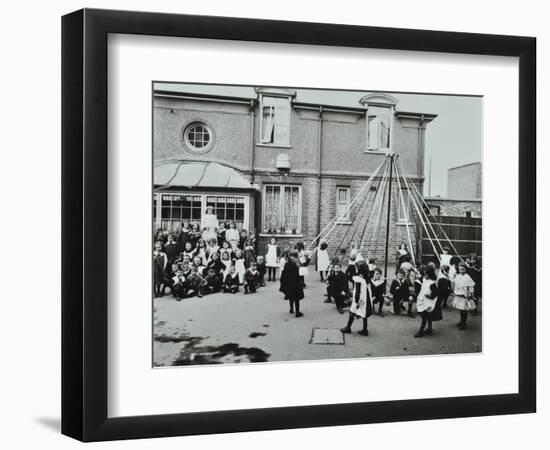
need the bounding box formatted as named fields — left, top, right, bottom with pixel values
left=152, top=83, right=483, bottom=366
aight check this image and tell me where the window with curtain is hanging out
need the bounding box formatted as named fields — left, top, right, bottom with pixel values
left=263, top=184, right=301, bottom=234
left=260, top=96, right=291, bottom=145
left=367, top=106, right=391, bottom=150
left=336, top=187, right=351, bottom=222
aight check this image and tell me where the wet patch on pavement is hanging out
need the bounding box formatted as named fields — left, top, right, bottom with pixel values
left=165, top=337, right=271, bottom=366
left=249, top=332, right=267, bottom=338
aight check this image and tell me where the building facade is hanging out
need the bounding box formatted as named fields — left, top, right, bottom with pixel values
left=447, top=162, right=482, bottom=200
left=153, top=85, right=437, bottom=264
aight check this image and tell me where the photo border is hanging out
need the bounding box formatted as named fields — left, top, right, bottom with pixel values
left=61, top=8, right=536, bottom=441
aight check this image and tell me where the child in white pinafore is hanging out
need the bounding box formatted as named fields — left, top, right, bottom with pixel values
left=265, top=237, right=279, bottom=281
left=451, top=262, right=476, bottom=330
left=316, top=240, right=331, bottom=282
left=233, top=248, right=246, bottom=285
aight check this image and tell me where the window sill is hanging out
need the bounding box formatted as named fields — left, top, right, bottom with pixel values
left=256, top=143, right=293, bottom=149
left=259, top=233, right=303, bottom=238
left=364, top=149, right=390, bottom=155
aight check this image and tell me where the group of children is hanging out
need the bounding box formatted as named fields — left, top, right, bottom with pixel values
left=319, top=244, right=481, bottom=338
left=153, top=219, right=295, bottom=300
left=154, top=222, right=482, bottom=338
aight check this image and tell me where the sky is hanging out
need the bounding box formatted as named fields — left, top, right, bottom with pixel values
left=155, top=83, right=482, bottom=197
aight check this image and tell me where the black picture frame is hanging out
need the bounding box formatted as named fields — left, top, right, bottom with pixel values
left=61, top=8, right=536, bottom=442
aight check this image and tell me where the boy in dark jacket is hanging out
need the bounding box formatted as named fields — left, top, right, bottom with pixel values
left=243, top=262, right=260, bottom=294
left=256, top=255, right=267, bottom=287
left=202, top=267, right=222, bottom=295
left=328, top=263, right=348, bottom=314
left=171, top=268, right=187, bottom=301
left=223, top=266, right=240, bottom=293
left=389, top=269, right=407, bottom=315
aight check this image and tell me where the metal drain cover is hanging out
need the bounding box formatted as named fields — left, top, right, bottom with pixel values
left=310, top=328, right=345, bottom=345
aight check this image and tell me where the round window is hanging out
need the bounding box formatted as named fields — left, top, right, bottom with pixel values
left=184, top=122, right=212, bottom=151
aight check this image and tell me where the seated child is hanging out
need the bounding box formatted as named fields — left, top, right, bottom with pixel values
left=223, top=265, right=240, bottom=293
left=243, top=261, right=260, bottom=294
left=174, top=254, right=191, bottom=272
left=171, top=268, right=187, bottom=301
left=403, top=269, right=421, bottom=318
left=206, top=238, right=220, bottom=263
left=185, top=265, right=207, bottom=298
left=192, top=255, right=206, bottom=276
left=181, top=241, right=196, bottom=262
left=324, top=257, right=340, bottom=304
left=219, top=241, right=234, bottom=260
left=389, top=269, right=407, bottom=315
left=328, top=262, right=348, bottom=314
left=202, top=267, right=222, bottom=295
left=256, top=255, right=267, bottom=287
left=220, top=250, right=232, bottom=277
left=367, top=258, right=377, bottom=279
left=206, top=252, right=224, bottom=282
left=370, top=268, right=386, bottom=317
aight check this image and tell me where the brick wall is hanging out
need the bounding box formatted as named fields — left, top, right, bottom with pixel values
left=252, top=173, right=424, bottom=271
left=424, top=197, right=482, bottom=218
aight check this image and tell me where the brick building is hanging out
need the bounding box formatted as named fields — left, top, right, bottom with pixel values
left=447, top=162, right=482, bottom=200
left=153, top=84, right=437, bottom=265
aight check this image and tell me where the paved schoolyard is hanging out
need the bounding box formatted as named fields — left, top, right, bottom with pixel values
left=153, top=273, right=482, bottom=366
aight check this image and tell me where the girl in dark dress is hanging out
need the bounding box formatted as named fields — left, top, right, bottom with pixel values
left=188, top=222, right=201, bottom=248
left=176, top=221, right=191, bottom=254
left=153, top=241, right=167, bottom=298
left=217, top=222, right=227, bottom=247
left=243, top=239, right=256, bottom=268
left=279, top=251, right=305, bottom=317
left=371, top=268, right=386, bottom=317
left=438, top=265, right=452, bottom=309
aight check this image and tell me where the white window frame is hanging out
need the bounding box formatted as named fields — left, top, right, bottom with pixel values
left=261, top=184, right=302, bottom=236
left=258, top=94, right=292, bottom=147
left=154, top=192, right=250, bottom=232
left=336, top=186, right=351, bottom=224
left=183, top=122, right=213, bottom=152
left=366, top=105, right=393, bottom=152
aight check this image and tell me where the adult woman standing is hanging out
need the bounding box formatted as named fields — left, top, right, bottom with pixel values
left=201, top=206, right=219, bottom=243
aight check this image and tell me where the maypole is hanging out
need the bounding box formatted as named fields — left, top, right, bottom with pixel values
left=383, top=153, right=394, bottom=280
